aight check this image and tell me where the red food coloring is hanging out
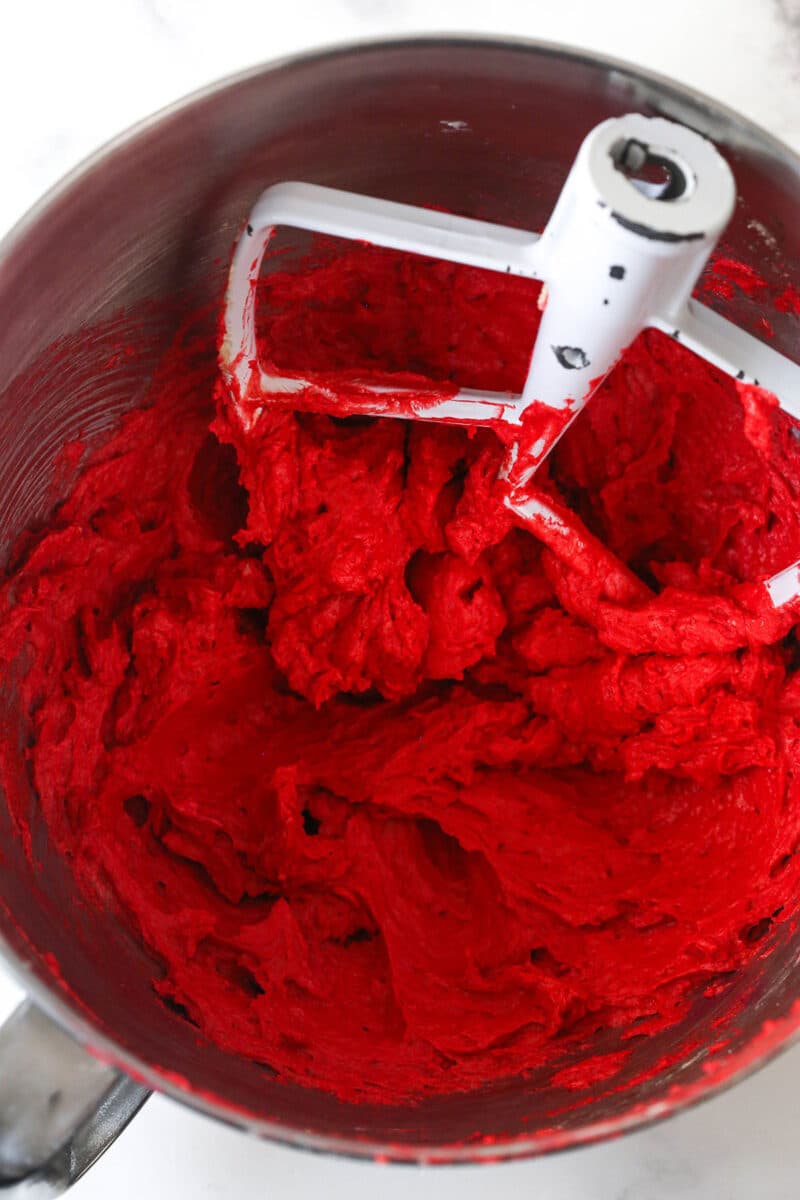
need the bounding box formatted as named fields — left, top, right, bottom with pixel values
left=2, top=242, right=800, bottom=1106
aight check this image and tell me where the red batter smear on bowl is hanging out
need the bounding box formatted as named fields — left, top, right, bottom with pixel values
left=3, top=241, right=800, bottom=1104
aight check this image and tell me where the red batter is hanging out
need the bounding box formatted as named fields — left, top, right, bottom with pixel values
left=3, top=241, right=800, bottom=1105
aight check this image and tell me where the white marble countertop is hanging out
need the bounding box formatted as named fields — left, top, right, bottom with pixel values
left=1, top=1, right=800, bottom=1196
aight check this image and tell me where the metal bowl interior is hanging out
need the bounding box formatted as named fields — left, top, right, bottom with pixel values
left=0, top=36, right=799, bottom=1163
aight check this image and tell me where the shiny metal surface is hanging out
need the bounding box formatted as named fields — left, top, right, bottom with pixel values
left=0, top=36, right=798, bottom=1171
left=0, top=1004, right=148, bottom=1196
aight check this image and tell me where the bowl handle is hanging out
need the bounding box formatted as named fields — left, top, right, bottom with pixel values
left=0, top=1002, right=149, bottom=1195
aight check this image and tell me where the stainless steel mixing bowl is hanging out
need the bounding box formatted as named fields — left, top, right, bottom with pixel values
left=0, top=35, right=798, bottom=1192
